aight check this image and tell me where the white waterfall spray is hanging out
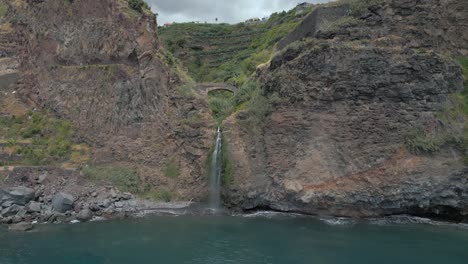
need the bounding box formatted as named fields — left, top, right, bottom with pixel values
left=209, top=127, right=222, bottom=209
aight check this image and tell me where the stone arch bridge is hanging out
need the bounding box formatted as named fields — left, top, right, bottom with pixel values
left=197, top=83, right=237, bottom=95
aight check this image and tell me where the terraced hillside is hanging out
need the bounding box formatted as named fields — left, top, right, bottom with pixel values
left=159, top=5, right=314, bottom=86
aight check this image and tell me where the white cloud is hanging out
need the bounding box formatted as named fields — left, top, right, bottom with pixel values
left=146, top=0, right=333, bottom=24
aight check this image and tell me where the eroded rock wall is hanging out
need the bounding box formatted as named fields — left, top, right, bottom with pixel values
left=1, top=0, right=215, bottom=200
left=224, top=0, right=468, bottom=221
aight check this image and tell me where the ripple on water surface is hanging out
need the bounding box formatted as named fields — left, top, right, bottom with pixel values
left=1, top=214, right=468, bottom=264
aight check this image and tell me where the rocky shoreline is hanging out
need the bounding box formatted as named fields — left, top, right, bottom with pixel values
left=1, top=185, right=193, bottom=231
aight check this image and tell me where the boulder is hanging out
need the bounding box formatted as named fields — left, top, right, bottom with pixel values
left=89, top=204, right=100, bottom=212
left=121, top=192, right=133, bottom=200
left=1, top=216, right=12, bottom=224
left=12, top=215, right=23, bottom=224
left=98, top=199, right=111, bottom=208
left=16, top=207, right=27, bottom=218
left=0, top=188, right=8, bottom=202
left=37, top=173, right=48, bottom=184
left=1, top=205, right=21, bottom=217
left=1, top=200, right=14, bottom=208
left=49, top=213, right=67, bottom=223
left=27, top=201, right=42, bottom=213
left=8, top=222, right=33, bottom=231
left=51, top=192, right=74, bottom=213
left=110, top=189, right=118, bottom=199
left=7, top=187, right=35, bottom=205
left=76, top=208, right=93, bottom=222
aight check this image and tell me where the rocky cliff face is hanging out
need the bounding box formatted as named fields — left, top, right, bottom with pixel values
left=224, top=0, right=468, bottom=221
left=1, top=0, right=215, bottom=200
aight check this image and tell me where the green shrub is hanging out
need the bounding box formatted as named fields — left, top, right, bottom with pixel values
left=177, top=84, right=196, bottom=98
left=83, top=165, right=140, bottom=193
left=232, top=80, right=258, bottom=108
left=128, top=0, right=149, bottom=13
left=16, top=146, right=49, bottom=166
left=208, top=91, right=234, bottom=123
left=405, top=126, right=445, bottom=154
left=46, top=138, right=72, bottom=157
left=244, top=87, right=280, bottom=130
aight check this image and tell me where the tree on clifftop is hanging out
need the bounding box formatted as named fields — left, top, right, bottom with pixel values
left=128, top=0, right=149, bottom=13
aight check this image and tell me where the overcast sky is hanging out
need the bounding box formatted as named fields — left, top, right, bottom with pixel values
left=146, top=0, right=332, bottom=25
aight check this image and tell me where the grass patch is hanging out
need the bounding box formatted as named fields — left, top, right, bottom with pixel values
left=0, top=111, right=76, bottom=166
left=163, top=159, right=180, bottom=178
left=83, top=165, right=140, bottom=193
left=0, top=1, right=7, bottom=19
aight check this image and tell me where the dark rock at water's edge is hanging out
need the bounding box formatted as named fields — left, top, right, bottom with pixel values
left=1, top=187, right=35, bottom=206
left=76, top=208, right=93, bottom=222
left=52, top=192, right=75, bottom=213
left=0, top=184, right=194, bottom=227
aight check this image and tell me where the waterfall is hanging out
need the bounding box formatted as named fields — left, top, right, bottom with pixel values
left=209, top=127, right=222, bottom=209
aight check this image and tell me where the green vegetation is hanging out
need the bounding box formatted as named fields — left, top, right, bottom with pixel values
left=324, top=16, right=361, bottom=32
left=405, top=125, right=460, bottom=154
left=233, top=80, right=280, bottom=131
left=159, top=5, right=312, bottom=86
left=333, top=0, right=385, bottom=15
left=208, top=90, right=235, bottom=124
left=157, top=47, right=195, bottom=85
left=405, top=94, right=465, bottom=156
left=405, top=57, right=468, bottom=165
left=456, top=57, right=468, bottom=164
left=83, top=165, right=141, bottom=193
left=220, top=138, right=233, bottom=187
left=205, top=80, right=278, bottom=128
left=0, top=111, right=75, bottom=166
left=127, top=0, right=149, bottom=13
left=141, top=189, right=173, bottom=202
left=163, top=159, right=180, bottom=178
left=0, top=1, right=7, bottom=19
